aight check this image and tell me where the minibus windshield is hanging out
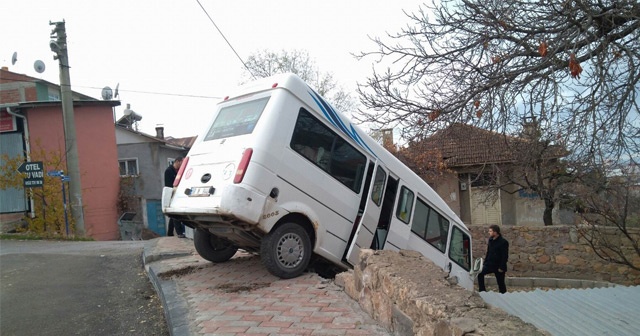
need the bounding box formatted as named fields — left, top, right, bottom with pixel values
left=204, top=96, right=270, bottom=141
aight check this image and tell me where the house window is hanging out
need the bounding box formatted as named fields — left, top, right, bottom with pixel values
left=470, top=173, right=494, bottom=187
left=119, top=159, right=139, bottom=176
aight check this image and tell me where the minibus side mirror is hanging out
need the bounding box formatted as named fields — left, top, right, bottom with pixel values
left=470, top=257, right=484, bottom=277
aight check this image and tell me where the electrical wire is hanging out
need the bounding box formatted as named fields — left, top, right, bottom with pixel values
left=0, top=77, right=221, bottom=99
left=195, top=0, right=255, bottom=79
left=78, top=85, right=221, bottom=99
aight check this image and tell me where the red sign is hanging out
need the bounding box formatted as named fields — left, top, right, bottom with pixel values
left=0, top=110, right=17, bottom=133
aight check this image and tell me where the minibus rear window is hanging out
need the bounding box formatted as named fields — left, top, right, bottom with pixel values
left=204, top=97, right=270, bottom=141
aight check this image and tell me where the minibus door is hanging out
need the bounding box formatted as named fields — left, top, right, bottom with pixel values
left=345, top=161, right=388, bottom=266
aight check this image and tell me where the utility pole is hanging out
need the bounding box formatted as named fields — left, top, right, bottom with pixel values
left=50, top=20, right=85, bottom=236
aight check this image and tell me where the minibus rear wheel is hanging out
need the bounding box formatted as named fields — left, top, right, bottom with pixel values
left=260, top=222, right=312, bottom=279
left=194, top=228, right=238, bottom=263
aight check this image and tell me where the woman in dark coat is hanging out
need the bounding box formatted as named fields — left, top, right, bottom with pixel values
left=477, top=224, right=509, bottom=294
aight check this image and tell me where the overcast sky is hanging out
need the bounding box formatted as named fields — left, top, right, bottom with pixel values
left=2, top=0, right=425, bottom=138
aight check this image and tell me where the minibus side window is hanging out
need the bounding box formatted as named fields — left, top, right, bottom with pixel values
left=290, top=108, right=366, bottom=193
left=449, top=226, right=471, bottom=271
left=204, top=96, right=270, bottom=141
left=370, top=166, right=386, bottom=206
left=395, top=186, right=414, bottom=224
left=411, top=198, right=449, bottom=253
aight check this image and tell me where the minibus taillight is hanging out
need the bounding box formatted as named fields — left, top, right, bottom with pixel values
left=173, top=156, right=189, bottom=187
left=234, top=148, right=253, bottom=184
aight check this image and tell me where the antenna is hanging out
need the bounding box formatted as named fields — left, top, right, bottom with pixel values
left=11, top=52, right=17, bottom=65
left=114, top=83, right=120, bottom=99
left=34, top=60, right=46, bottom=73
left=101, top=86, right=113, bottom=100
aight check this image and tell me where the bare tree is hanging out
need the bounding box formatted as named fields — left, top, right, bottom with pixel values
left=496, top=119, right=572, bottom=226
left=242, top=49, right=358, bottom=114
left=572, top=161, right=640, bottom=271
left=355, top=0, right=639, bottom=163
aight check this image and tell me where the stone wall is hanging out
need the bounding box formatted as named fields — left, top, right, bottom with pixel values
left=336, top=249, right=548, bottom=336
left=469, top=225, right=640, bottom=286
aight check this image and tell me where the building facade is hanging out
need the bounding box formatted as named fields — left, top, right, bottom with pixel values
left=1, top=67, right=121, bottom=240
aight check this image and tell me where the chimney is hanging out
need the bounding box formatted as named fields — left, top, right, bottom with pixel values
left=522, top=116, right=540, bottom=139
left=382, top=128, right=394, bottom=149
left=156, top=126, right=164, bottom=139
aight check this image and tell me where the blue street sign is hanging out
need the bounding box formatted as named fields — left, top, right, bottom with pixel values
left=47, top=170, right=64, bottom=177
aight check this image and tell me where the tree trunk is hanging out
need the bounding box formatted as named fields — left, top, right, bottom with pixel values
left=543, top=199, right=555, bottom=226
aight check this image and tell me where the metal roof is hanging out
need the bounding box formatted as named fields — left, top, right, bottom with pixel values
left=479, top=286, right=640, bottom=336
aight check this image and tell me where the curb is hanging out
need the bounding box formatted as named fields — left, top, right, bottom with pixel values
left=145, top=262, right=191, bottom=336
left=143, top=240, right=194, bottom=336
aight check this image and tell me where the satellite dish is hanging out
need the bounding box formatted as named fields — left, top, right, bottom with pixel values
left=114, top=83, right=120, bottom=99
left=11, top=52, right=17, bottom=65
left=34, top=60, right=46, bottom=73
left=101, top=86, right=113, bottom=100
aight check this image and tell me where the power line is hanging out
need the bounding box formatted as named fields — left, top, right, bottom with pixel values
left=195, top=0, right=255, bottom=79
left=77, top=85, right=222, bottom=99
left=0, top=77, right=221, bottom=99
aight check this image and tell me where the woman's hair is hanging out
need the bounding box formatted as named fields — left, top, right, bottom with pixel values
left=489, top=224, right=501, bottom=235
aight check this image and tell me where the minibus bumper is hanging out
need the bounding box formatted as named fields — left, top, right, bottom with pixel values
left=162, top=185, right=266, bottom=225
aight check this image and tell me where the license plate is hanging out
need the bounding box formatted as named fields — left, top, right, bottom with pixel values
left=187, top=186, right=213, bottom=197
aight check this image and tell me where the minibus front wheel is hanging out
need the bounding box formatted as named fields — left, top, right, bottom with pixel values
left=260, top=222, right=312, bottom=279
left=194, top=228, right=239, bottom=263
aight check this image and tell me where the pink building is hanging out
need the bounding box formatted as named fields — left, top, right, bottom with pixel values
left=1, top=67, right=121, bottom=240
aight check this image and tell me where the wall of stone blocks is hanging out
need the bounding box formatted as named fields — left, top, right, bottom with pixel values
left=336, top=249, right=548, bottom=336
left=469, top=225, right=640, bottom=286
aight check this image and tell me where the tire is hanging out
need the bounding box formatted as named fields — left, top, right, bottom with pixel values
left=193, top=228, right=238, bottom=263
left=260, top=222, right=312, bottom=279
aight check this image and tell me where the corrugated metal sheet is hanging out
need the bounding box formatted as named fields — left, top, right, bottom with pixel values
left=480, top=286, right=640, bottom=336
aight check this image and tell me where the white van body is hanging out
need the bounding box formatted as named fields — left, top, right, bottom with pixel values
left=162, top=73, right=480, bottom=289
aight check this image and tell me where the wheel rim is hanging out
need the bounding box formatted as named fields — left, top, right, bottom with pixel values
left=276, top=232, right=304, bottom=268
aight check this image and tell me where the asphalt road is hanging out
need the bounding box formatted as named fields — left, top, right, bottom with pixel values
left=0, top=240, right=169, bottom=336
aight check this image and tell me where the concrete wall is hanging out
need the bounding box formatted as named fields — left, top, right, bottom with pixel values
left=469, top=225, right=640, bottom=286
left=116, top=129, right=189, bottom=201
left=429, top=172, right=572, bottom=226
left=336, top=249, right=547, bottom=336
left=430, top=171, right=461, bottom=218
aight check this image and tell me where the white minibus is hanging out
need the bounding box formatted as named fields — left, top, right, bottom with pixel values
left=162, top=73, right=481, bottom=289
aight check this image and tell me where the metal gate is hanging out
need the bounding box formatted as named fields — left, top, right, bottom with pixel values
left=0, top=133, right=27, bottom=213
left=146, top=200, right=166, bottom=236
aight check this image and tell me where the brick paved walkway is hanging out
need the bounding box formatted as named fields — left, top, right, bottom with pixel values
left=146, top=237, right=390, bottom=336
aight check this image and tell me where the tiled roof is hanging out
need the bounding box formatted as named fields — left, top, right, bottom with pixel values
left=165, top=136, right=197, bottom=148
left=420, top=123, right=519, bottom=167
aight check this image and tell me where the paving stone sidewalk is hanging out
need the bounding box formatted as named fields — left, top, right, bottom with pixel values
left=144, top=237, right=391, bottom=336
